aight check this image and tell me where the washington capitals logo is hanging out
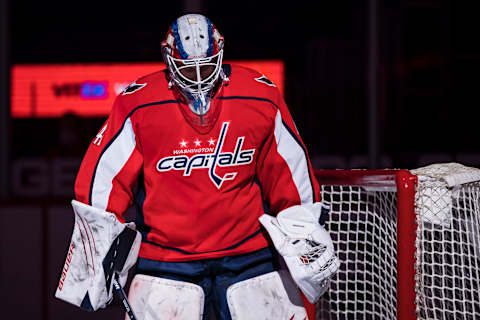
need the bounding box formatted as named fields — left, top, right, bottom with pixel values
left=156, top=122, right=255, bottom=189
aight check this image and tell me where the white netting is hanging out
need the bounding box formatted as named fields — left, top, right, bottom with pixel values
left=317, top=185, right=398, bottom=319
left=413, top=163, right=480, bottom=319
left=316, top=163, right=480, bottom=320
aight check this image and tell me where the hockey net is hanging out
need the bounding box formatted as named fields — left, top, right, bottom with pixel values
left=314, top=163, right=480, bottom=320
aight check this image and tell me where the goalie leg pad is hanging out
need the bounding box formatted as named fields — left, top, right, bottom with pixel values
left=126, top=274, right=205, bottom=320
left=226, top=271, right=308, bottom=320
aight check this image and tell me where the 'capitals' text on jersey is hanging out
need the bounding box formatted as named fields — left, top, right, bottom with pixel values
left=156, top=122, right=255, bottom=189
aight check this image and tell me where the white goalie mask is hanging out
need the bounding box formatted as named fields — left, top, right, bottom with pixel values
left=162, top=14, right=226, bottom=116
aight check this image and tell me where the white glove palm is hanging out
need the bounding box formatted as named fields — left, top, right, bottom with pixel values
left=259, top=203, right=340, bottom=303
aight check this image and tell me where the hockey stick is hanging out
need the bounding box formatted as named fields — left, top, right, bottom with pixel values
left=113, top=274, right=137, bottom=320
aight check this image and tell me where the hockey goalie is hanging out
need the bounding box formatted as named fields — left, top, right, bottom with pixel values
left=55, top=14, right=339, bottom=320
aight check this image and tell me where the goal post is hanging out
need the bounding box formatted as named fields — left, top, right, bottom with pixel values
left=314, top=163, right=480, bottom=320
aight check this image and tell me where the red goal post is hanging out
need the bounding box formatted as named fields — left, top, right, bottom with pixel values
left=313, top=163, right=480, bottom=320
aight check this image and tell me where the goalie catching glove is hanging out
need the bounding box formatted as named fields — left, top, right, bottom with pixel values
left=259, top=202, right=340, bottom=303
left=55, top=200, right=141, bottom=311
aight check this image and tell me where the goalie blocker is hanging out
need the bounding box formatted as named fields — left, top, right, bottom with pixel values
left=55, top=200, right=141, bottom=311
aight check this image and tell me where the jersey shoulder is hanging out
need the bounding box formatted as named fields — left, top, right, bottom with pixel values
left=225, top=64, right=280, bottom=99
left=114, top=69, right=173, bottom=115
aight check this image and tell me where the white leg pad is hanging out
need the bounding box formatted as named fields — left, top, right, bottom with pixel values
left=126, top=274, right=205, bottom=320
left=226, top=270, right=308, bottom=320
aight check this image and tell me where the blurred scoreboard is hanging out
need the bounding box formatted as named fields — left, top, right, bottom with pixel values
left=11, top=61, right=284, bottom=118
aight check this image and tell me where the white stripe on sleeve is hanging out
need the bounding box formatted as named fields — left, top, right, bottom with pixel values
left=274, top=110, right=313, bottom=205
left=92, top=118, right=136, bottom=211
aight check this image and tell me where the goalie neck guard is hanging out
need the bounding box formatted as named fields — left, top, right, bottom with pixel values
left=162, top=14, right=227, bottom=121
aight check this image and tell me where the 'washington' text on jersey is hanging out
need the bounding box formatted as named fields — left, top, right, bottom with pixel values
left=156, top=122, right=256, bottom=189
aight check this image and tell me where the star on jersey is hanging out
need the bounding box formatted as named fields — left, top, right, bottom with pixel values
left=208, top=138, right=216, bottom=146
left=156, top=122, right=256, bottom=189
left=194, top=139, right=201, bottom=147
left=179, top=140, right=188, bottom=148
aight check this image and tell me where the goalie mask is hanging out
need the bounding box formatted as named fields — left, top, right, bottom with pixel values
left=162, top=14, right=226, bottom=118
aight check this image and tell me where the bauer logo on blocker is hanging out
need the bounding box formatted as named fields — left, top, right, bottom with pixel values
left=156, top=122, right=255, bottom=188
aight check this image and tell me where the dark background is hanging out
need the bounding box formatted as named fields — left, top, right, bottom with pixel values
left=9, top=0, right=480, bottom=170
left=2, top=0, right=480, bottom=319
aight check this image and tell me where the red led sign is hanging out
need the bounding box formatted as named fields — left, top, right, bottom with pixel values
left=11, top=61, right=284, bottom=118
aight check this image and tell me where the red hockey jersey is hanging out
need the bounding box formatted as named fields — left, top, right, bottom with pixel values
left=74, top=65, right=321, bottom=262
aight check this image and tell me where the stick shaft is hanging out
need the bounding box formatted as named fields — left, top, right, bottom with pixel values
left=113, top=277, right=137, bottom=320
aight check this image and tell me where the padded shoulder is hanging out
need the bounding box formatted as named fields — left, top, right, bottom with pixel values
left=115, top=69, right=174, bottom=114
left=223, top=64, right=281, bottom=100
